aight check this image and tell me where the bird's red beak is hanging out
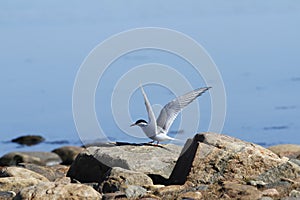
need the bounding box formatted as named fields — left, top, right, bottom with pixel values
left=130, top=123, right=136, bottom=127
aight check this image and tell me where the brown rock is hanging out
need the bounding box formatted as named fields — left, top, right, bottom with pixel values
left=100, top=167, right=153, bottom=193
left=0, top=152, right=62, bottom=166
left=0, top=177, right=43, bottom=193
left=262, top=188, right=279, bottom=197
left=178, top=191, right=202, bottom=200
left=18, top=163, right=67, bottom=181
left=15, top=181, right=101, bottom=199
left=48, top=164, right=70, bottom=176
left=54, top=177, right=71, bottom=184
left=0, top=166, right=49, bottom=182
left=268, top=144, right=300, bottom=158
left=169, top=133, right=290, bottom=185
left=102, top=192, right=127, bottom=199
left=154, top=185, right=186, bottom=199
left=140, top=194, right=161, bottom=200
left=52, top=146, right=83, bottom=165
left=223, top=182, right=262, bottom=200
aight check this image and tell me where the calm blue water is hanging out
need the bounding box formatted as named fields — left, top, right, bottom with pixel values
left=0, top=1, right=299, bottom=155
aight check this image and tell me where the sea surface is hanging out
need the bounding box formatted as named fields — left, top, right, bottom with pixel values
left=0, top=1, right=299, bottom=156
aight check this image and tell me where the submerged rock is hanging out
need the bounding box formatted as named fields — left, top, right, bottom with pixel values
left=11, top=135, right=45, bottom=146
left=0, top=151, right=62, bottom=166
left=67, top=143, right=181, bottom=183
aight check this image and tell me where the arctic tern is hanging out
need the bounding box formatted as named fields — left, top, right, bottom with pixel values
left=130, top=85, right=211, bottom=144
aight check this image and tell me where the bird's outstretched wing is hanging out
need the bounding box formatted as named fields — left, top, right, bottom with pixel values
left=140, top=85, right=157, bottom=134
left=156, top=87, right=211, bottom=133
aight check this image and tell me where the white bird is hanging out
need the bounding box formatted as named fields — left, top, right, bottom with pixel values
left=130, top=85, right=211, bottom=144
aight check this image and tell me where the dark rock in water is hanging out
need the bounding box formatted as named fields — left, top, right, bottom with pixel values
left=0, top=151, right=62, bottom=166
left=169, top=132, right=300, bottom=185
left=18, top=163, right=67, bottom=181
left=52, top=146, right=84, bottom=165
left=11, top=135, right=45, bottom=146
left=45, top=140, right=69, bottom=145
left=67, top=144, right=181, bottom=183
left=15, top=181, right=102, bottom=199
left=268, top=144, right=300, bottom=158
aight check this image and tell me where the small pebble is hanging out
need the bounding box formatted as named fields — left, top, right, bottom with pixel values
left=262, top=188, right=279, bottom=197
left=289, top=190, right=300, bottom=198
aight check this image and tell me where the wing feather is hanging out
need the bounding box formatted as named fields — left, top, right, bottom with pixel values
left=156, top=87, right=211, bottom=133
left=140, top=85, right=157, bottom=134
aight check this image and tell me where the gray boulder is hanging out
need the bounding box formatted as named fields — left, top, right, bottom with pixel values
left=67, top=143, right=182, bottom=183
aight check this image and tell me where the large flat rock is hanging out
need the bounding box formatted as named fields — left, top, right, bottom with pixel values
left=67, top=143, right=182, bottom=182
left=169, top=132, right=300, bottom=185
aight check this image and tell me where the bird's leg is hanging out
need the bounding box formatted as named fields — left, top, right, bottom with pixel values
left=156, top=141, right=159, bottom=145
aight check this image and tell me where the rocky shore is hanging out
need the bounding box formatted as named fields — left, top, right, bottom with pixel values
left=1, top=132, right=300, bottom=199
